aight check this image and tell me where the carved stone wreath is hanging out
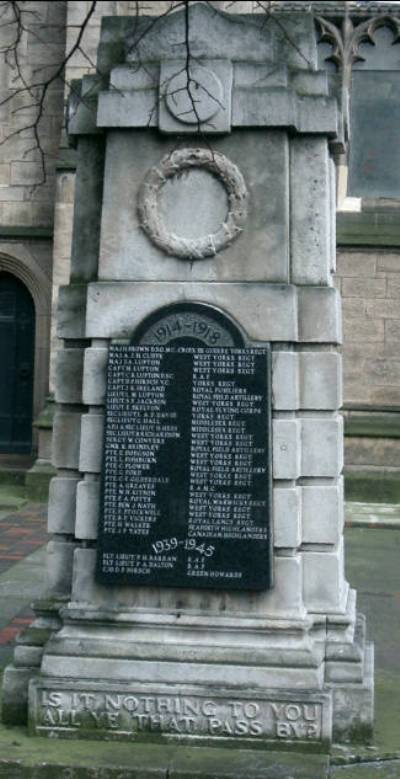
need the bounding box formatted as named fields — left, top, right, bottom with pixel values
left=137, top=148, right=248, bottom=261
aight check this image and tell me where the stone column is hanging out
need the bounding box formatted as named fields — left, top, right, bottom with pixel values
left=2, top=4, right=373, bottom=746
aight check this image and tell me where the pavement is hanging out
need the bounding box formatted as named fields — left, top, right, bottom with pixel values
left=0, top=493, right=398, bottom=777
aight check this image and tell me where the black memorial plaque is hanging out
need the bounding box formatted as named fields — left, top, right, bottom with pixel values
left=96, top=344, right=272, bottom=590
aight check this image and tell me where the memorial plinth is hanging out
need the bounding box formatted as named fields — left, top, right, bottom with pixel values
left=2, top=3, right=373, bottom=748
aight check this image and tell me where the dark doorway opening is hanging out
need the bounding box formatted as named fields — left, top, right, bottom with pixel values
left=0, top=273, right=35, bottom=454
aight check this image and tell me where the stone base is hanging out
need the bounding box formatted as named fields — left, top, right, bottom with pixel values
left=24, top=603, right=373, bottom=748
left=1, top=599, right=62, bottom=725
left=29, top=680, right=332, bottom=751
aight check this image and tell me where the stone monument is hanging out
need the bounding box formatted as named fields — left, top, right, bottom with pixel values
left=2, top=4, right=373, bottom=749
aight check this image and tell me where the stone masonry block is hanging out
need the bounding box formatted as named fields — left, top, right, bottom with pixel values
left=329, top=158, right=336, bottom=274
left=273, top=487, right=301, bottom=548
left=301, top=480, right=343, bottom=545
left=342, top=277, right=386, bottom=299
left=46, top=539, right=76, bottom=598
left=48, top=476, right=80, bottom=535
left=75, top=480, right=100, bottom=540
left=299, top=352, right=342, bottom=410
left=79, top=413, right=104, bottom=473
left=52, top=412, right=82, bottom=470
left=1, top=666, right=36, bottom=725
left=290, top=137, right=330, bottom=285
left=82, top=347, right=108, bottom=406
left=72, top=548, right=102, bottom=604
left=55, top=348, right=84, bottom=404
left=272, top=351, right=299, bottom=410
left=272, top=419, right=301, bottom=479
left=302, top=541, right=346, bottom=612
left=86, top=282, right=298, bottom=342
left=70, top=137, right=105, bottom=283
left=301, top=417, right=343, bottom=478
left=337, top=252, right=376, bottom=277
left=98, top=123, right=289, bottom=285
left=10, top=161, right=44, bottom=186
left=298, top=287, right=342, bottom=344
left=264, top=555, right=305, bottom=620
left=57, top=285, right=87, bottom=339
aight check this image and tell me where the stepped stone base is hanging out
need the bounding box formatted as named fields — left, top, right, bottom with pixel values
left=24, top=603, right=373, bottom=748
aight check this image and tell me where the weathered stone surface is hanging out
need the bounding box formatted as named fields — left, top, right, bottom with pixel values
left=79, top=413, right=104, bottom=473
left=75, top=479, right=100, bottom=540
left=55, top=348, right=84, bottom=404
left=302, top=541, right=346, bottom=612
left=330, top=642, right=374, bottom=743
left=123, top=6, right=318, bottom=71
left=298, top=288, right=342, bottom=344
left=272, top=351, right=299, bottom=410
left=70, top=548, right=305, bottom=621
left=299, top=352, right=342, bottom=410
left=273, top=488, right=301, bottom=548
left=272, top=420, right=301, bottom=479
left=46, top=539, right=76, bottom=598
left=48, top=476, right=79, bottom=535
left=52, top=412, right=82, bottom=470
left=98, top=131, right=290, bottom=283
left=70, top=137, right=105, bottom=282
left=29, top=677, right=331, bottom=746
left=290, top=137, right=331, bottom=285
left=159, top=60, right=233, bottom=133
left=57, top=285, right=87, bottom=339
left=86, top=282, right=298, bottom=342
left=2, top=666, right=37, bottom=725
left=82, top=347, right=108, bottom=406
left=301, top=481, right=343, bottom=545
left=301, top=418, right=343, bottom=478
left=14, top=645, right=44, bottom=668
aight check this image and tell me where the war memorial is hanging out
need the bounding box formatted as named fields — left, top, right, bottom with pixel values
left=1, top=2, right=374, bottom=757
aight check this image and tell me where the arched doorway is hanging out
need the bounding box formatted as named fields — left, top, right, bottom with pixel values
left=0, top=272, right=35, bottom=454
